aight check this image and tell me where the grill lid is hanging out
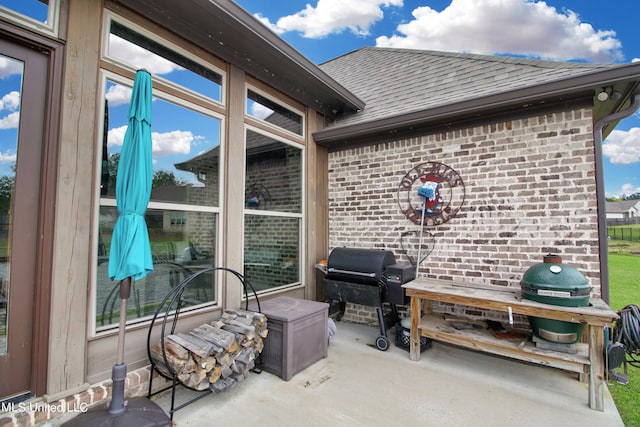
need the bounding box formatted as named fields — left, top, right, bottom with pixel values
left=520, top=254, right=591, bottom=304
left=327, top=247, right=396, bottom=283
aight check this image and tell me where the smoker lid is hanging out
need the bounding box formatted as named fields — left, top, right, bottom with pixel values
left=520, top=255, right=591, bottom=294
left=327, top=247, right=396, bottom=276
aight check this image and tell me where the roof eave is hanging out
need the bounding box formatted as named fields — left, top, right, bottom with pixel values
left=110, top=0, right=364, bottom=116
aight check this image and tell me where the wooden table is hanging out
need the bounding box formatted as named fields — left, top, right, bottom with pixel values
left=403, top=278, right=618, bottom=411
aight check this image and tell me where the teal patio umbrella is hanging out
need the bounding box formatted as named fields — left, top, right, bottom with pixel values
left=108, top=70, right=154, bottom=285
left=65, top=70, right=169, bottom=426
left=107, top=69, right=155, bottom=416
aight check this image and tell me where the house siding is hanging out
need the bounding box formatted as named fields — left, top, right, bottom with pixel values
left=327, top=108, right=601, bottom=324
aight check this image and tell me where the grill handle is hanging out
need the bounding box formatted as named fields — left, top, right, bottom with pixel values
left=328, top=268, right=376, bottom=278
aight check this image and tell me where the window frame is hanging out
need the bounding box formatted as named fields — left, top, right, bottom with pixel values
left=245, top=84, right=305, bottom=139
left=101, top=10, right=227, bottom=110
left=0, top=0, right=59, bottom=37
left=242, top=123, right=305, bottom=293
left=90, top=17, right=227, bottom=336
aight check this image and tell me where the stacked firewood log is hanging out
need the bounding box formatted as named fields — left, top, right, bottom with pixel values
left=151, top=308, right=268, bottom=393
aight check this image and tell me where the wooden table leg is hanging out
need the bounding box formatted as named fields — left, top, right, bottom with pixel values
left=588, top=324, right=605, bottom=411
left=409, top=296, right=420, bottom=361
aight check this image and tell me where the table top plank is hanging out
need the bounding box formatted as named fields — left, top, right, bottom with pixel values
left=403, top=278, right=618, bottom=325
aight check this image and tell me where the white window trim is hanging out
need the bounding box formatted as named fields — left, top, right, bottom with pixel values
left=245, top=84, right=305, bottom=139
left=102, top=10, right=226, bottom=110
left=0, top=0, right=59, bottom=37
left=90, top=65, right=226, bottom=337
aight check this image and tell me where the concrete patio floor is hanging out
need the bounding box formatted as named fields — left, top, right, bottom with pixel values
left=152, top=321, right=623, bottom=427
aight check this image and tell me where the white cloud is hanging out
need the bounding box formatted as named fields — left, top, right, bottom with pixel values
left=105, top=84, right=132, bottom=107
left=620, top=183, right=640, bottom=196
left=107, top=125, right=128, bottom=148
left=0, top=150, right=16, bottom=163
left=0, top=91, right=20, bottom=111
left=0, top=57, right=22, bottom=79
left=108, top=125, right=199, bottom=158
left=109, top=34, right=183, bottom=75
left=0, top=111, right=19, bottom=129
left=254, top=13, right=284, bottom=35
left=152, top=130, right=197, bottom=157
left=603, top=128, right=640, bottom=165
left=375, top=0, right=623, bottom=62
left=260, top=0, right=403, bottom=38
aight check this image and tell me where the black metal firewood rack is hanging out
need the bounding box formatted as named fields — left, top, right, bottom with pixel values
left=146, top=267, right=261, bottom=420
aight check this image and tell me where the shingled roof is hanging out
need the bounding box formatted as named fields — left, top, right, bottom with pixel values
left=315, top=47, right=640, bottom=146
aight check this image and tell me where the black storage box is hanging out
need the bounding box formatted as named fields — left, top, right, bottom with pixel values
left=395, top=317, right=431, bottom=352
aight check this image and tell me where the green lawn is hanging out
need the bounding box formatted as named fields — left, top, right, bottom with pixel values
left=607, top=251, right=640, bottom=427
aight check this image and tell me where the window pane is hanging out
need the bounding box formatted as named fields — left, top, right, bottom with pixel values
left=108, top=20, right=222, bottom=102
left=0, top=0, right=49, bottom=25
left=101, top=79, right=221, bottom=207
left=0, top=54, right=22, bottom=354
left=97, top=206, right=217, bottom=330
left=245, top=130, right=301, bottom=213
left=247, top=89, right=303, bottom=135
left=244, top=215, right=299, bottom=292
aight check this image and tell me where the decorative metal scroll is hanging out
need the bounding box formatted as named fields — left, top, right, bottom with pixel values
left=396, top=161, right=466, bottom=227
left=245, top=183, right=272, bottom=209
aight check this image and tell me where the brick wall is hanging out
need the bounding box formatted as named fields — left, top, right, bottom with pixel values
left=327, top=108, right=600, bottom=324
left=0, top=366, right=169, bottom=426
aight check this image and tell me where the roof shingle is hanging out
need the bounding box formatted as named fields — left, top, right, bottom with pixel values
left=319, top=47, right=618, bottom=129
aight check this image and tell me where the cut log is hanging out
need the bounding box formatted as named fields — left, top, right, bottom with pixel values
left=161, top=337, right=189, bottom=361
left=208, top=365, right=222, bottom=384
left=190, top=323, right=237, bottom=352
left=225, top=319, right=256, bottom=339
left=193, top=354, right=216, bottom=371
left=210, top=377, right=235, bottom=393
left=173, top=332, right=218, bottom=358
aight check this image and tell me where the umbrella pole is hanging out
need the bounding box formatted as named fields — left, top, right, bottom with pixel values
left=116, top=277, right=131, bottom=364
left=109, top=277, right=132, bottom=415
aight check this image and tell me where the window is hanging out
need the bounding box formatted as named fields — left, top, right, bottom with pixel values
left=104, top=14, right=223, bottom=104
left=0, top=54, right=22, bottom=354
left=244, top=129, right=303, bottom=292
left=0, top=0, right=59, bottom=36
left=95, top=16, right=223, bottom=333
left=247, top=88, right=303, bottom=136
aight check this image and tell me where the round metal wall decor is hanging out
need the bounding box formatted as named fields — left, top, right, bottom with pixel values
left=397, top=161, right=465, bottom=226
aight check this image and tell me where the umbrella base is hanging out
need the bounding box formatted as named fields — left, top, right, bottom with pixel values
left=62, top=397, right=171, bottom=427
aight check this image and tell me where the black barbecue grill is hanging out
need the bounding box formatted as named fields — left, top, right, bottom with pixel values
left=323, top=247, right=415, bottom=350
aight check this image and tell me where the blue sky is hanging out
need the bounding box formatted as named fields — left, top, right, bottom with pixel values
left=0, top=0, right=638, bottom=197
left=236, top=0, right=640, bottom=198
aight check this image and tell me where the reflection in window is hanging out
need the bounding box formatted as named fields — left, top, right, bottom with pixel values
left=245, top=130, right=301, bottom=213
left=96, top=206, right=217, bottom=330
left=247, top=89, right=303, bottom=136
left=101, top=79, right=221, bottom=207
left=243, top=129, right=302, bottom=292
left=0, top=54, right=22, bottom=354
left=244, top=215, right=300, bottom=292
left=107, top=20, right=222, bottom=103
left=97, top=72, right=222, bottom=331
